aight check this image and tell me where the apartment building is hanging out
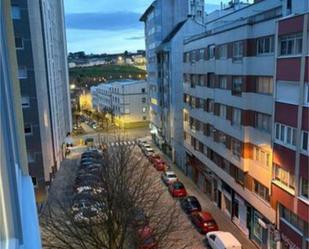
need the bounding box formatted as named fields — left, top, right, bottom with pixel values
left=182, top=0, right=308, bottom=248
left=91, top=80, right=149, bottom=128
left=11, top=0, right=71, bottom=203
left=140, top=0, right=204, bottom=161
left=272, top=12, right=309, bottom=249
left=0, top=0, right=41, bottom=247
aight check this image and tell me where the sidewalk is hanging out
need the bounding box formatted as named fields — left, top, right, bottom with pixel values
left=149, top=140, right=257, bottom=249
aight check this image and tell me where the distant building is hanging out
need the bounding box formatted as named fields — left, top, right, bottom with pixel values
left=1, top=1, right=41, bottom=248
left=91, top=80, right=149, bottom=128
left=11, top=0, right=71, bottom=202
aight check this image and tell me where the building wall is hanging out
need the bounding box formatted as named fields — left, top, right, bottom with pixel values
left=0, top=1, right=41, bottom=247
left=272, top=12, right=309, bottom=249
left=11, top=0, right=71, bottom=203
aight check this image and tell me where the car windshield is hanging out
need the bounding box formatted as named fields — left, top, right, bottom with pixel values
left=174, top=182, right=184, bottom=189
left=167, top=174, right=176, bottom=178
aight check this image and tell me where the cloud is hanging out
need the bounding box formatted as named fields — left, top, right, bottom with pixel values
left=125, top=36, right=144, bottom=40
left=65, top=12, right=143, bottom=31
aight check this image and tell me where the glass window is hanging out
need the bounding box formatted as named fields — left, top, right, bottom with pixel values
left=253, top=147, right=271, bottom=167
left=232, top=77, right=242, bottom=95
left=11, top=5, right=21, bottom=19
left=257, top=36, right=274, bottom=54
left=300, top=178, right=308, bottom=199
left=233, top=41, right=243, bottom=59
left=279, top=34, right=303, bottom=56
left=305, top=84, right=309, bottom=105
left=21, top=96, right=30, bottom=108
left=218, top=44, right=227, bottom=59
left=219, top=76, right=227, bottom=89
left=18, top=66, right=27, bottom=79
left=219, top=105, right=226, bottom=119
left=142, top=97, right=146, bottom=103
left=15, top=37, right=23, bottom=49
left=302, top=131, right=309, bottom=152
left=280, top=205, right=305, bottom=233
left=231, top=139, right=241, bottom=159
left=208, top=45, right=215, bottom=59
left=273, top=164, right=295, bottom=190
left=257, top=77, right=273, bottom=94
left=232, top=108, right=241, bottom=126
left=254, top=180, right=270, bottom=201
left=24, top=124, right=32, bottom=135
left=256, top=113, right=271, bottom=133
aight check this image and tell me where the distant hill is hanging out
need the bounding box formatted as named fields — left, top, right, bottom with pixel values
left=69, top=64, right=147, bottom=89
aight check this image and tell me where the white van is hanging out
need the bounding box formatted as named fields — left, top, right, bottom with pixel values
left=206, top=231, right=242, bottom=249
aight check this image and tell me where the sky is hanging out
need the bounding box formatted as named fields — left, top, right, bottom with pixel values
left=64, top=0, right=250, bottom=54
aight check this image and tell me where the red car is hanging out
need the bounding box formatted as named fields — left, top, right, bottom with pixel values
left=168, top=181, right=187, bottom=198
left=153, top=158, right=166, bottom=171
left=149, top=154, right=161, bottom=164
left=190, top=211, right=218, bottom=234
left=138, top=226, right=158, bottom=249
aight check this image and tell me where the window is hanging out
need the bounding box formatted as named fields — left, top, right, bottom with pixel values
left=18, top=66, right=27, bottom=79
left=21, top=96, right=30, bottom=108
left=218, top=131, right=226, bottom=145
left=305, top=84, right=309, bottom=105
left=300, top=178, right=308, bottom=199
left=232, top=77, right=242, bottom=95
left=235, top=168, right=245, bottom=185
left=280, top=205, right=305, bottom=234
left=219, top=105, right=227, bottom=119
left=208, top=45, right=215, bottom=59
left=231, top=139, right=241, bottom=159
left=218, top=44, right=227, bottom=59
left=141, top=88, right=145, bottom=93
left=143, top=116, right=147, bottom=120
left=11, top=5, right=21, bottom=19
left=254, top=180, right=270, bottom=202
left=24, top=124, right=32, bottom=135
left=206, top=99, right=214, bottom=113
left=279, top=34, right=302, bottom=56
left=232, top=108, right=241, bottom=126
left=199, top=49, right=204, bottom=61
left=219, top=76, right=227, bottom=89
left=257, top=36, right=274, bottom=54
left=142, top=107, right=147, bottom=113
left=233, top=41, right=243, bottom=59
left=275, top=123, right=296, bottom=147
left=301, top=131, right=309, bottom=152
left=256, top=77, right=273, bottom=94
left=32, top=177, right=37, bottom=187
left=142, top=97, right=146, bottom=103
left=15, top=37, right=23, bottom=49
left=256, top=113, right=271, bottom=133
left=253, top=147, right=271, bottom=167
left=273, top=164, right=295, bottom=190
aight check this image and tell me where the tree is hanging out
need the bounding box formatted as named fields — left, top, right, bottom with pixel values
left=41, top=138, right=198, bottom=249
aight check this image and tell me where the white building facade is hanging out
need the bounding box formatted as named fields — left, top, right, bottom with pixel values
left=91, top=80, right=149, bottom=128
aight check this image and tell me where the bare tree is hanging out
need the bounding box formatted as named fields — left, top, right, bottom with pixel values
left=41, top=137, right=197, bottom=249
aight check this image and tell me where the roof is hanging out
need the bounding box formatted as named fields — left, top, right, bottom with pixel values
left=209, top=232, right=241, bottom=247
left=199, top=211, right=213, bottom=221
left=140, top=2, right=155, bottom=22
left=161, top=20, right=187, bottom=44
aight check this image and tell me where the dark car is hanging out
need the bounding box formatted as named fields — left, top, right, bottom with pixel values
left=180, top=196, right=201, bottom=214
left=80, top=160, right=101, bottom=168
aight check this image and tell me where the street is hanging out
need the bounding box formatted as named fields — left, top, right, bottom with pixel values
left=43, top=134, right=256, bottom=249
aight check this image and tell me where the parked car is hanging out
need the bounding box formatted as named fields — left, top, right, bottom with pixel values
left=149, top=154, right=161, bottom=164
left=206, top=231, right=241, bottom=249
left=153, top=159, right=166, bottom=171
left=143, top=147, right=154, bottom=157
left=75, top=185, right=104, bottom=196
left=168, top=181, right=187, bottom=198
left=161, top=171, right=178, bottom=185
left=180, top=196, right=201, bottom=214
left=137, top=226, right=158, bottom=249
left=190, top=211, right=218, bottom=234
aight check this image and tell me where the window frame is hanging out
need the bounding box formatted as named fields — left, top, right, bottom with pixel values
left=279, top=33, right=303, bottom=56
left=257, top=36, right=274, bottom=55
left=256, top=76, right=273, bottom=95
left=273, top=164, right=295, bottom=190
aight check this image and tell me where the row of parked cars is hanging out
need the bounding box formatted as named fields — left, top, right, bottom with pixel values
left=138, top=139, right=242, bottom=249
left=71, top=149, right=106, bottom=225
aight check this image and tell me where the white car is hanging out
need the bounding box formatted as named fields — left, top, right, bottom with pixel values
left=161, top=171, right=178, bottom=185
left=206, top=231, right=242, bottom=249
